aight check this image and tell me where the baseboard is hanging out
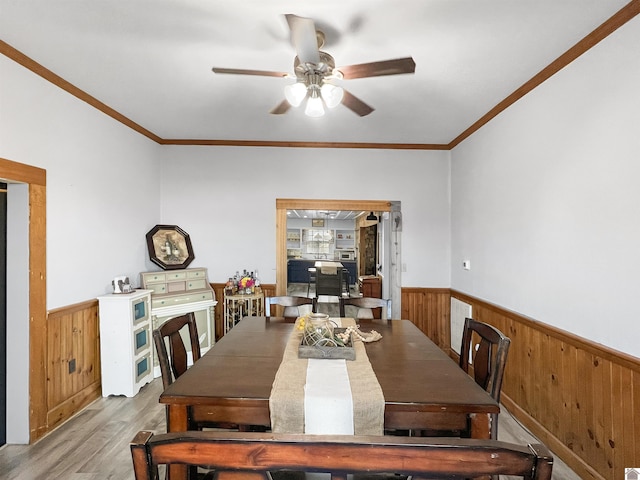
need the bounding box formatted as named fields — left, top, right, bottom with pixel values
left=501, top=394, right=604, bottom=480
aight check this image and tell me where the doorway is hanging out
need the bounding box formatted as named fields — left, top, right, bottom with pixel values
left=276, top=199, right=402, bottom=318
left=0, top=158, right=47, bottom=445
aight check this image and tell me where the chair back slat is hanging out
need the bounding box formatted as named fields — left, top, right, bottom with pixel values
left=265, top=296, right=315, bottom=317
left=153, top=312, right=200, bottom=390
left=339, top=297, right=391, bottom=319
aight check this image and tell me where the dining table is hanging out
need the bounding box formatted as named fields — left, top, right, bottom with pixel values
left=159, top=316, right=499, bottom=479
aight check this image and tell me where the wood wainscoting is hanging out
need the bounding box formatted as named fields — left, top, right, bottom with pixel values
left=451, top=290, right=639, bottom=480
left=400, top=287, right=451, bottom=351
left=44, top=300, right=102, bottom=435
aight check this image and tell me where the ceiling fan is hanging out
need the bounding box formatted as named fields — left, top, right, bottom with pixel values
left=212, top=14, right=416, bottom=117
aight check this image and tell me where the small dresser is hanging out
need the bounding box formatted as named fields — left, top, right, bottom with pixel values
left=140, top=267, right=217, bottom=376
left=98, top=289, right=154, bottom=397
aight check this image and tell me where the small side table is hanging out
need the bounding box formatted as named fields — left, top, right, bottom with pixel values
left=223, top=291, right=265, bottom=334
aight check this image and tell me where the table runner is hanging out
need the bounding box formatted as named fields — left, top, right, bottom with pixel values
left=269, top=317, right=385, bottom=435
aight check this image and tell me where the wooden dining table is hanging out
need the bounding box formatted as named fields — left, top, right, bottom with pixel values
left=159, top=316, right=499, bottom=479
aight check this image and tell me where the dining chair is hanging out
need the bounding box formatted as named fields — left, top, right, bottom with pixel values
left=459, top=317, right=511, bottom=439
left=153, top=313, right=240, bottom=432
left=153, top=312, right=201, bottom=391
left=339, top=296, right=392, bottom=319
left=265, top=295, right=315, bottom=318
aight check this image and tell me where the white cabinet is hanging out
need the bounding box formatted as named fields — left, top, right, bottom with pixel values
left=97, top=290, right=153, bottom=397
left=140, top=268, right=217, bottom=377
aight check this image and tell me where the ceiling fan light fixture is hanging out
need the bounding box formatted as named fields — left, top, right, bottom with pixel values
left=320, top=83, right=343, bottom=108
left=304, top=87, right=325, bottom=117
left=284, top=82, right=307, bottom=107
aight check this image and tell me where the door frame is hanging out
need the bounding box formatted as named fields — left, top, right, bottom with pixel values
left=275, top=198, right=394, bottom=297
left=0, top=157, right=46, bottom=443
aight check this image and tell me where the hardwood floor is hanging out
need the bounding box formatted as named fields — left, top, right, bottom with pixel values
left=0, top=377, right=580, bottom=480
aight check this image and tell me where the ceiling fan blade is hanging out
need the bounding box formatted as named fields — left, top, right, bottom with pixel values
left=270, top=99, right=291, bottom=115
left=285, top=14, right=320, bottom=65
left=341, top=90, right=374, bottom=117
left=212, top=67, right=289, bottom=78
left=337, top=57, right=416, bottom=80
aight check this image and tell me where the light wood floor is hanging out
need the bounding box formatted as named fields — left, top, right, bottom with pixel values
left=0, top=377, right=580, bottom=480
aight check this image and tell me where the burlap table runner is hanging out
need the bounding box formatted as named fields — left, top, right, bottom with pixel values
left=269, top=317, right=385, bottom=435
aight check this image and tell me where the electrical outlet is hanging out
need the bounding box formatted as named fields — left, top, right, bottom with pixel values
left=463, top=260, right=471, bottom=270
left=68, top=358, right=76, bottom=374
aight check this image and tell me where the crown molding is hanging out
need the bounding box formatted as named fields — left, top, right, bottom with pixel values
left=3, top=1, right=638, bottom=151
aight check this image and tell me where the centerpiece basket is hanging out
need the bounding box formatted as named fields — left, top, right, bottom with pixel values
left=297, top=313, right=356, bottom=361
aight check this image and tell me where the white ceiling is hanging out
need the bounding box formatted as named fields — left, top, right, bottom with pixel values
left=0, top=0, right=631, bottom=145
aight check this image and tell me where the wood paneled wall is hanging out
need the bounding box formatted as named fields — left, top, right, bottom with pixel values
left=451, top=290, right=639, bottom=480
left=45, top=300, right=102, bottom=434
left=400, top=287, right=450, bottom=350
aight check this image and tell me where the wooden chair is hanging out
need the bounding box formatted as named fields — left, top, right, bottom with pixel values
left=153, top=312, right=200, bottom=391
left=130, top=430, right=554, bottom=480
left=265, top=295, right=315, bottom=318
left=339, top=296, right=391, bottom=319
left=460, top=317, right=511, bottom=439
left=153, top=313, right=241, bottom=433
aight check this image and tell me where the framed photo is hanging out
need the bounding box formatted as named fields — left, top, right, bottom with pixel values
left=145, top=224, right=195, bottom=270
left=312, top=218, right=325, bottom=227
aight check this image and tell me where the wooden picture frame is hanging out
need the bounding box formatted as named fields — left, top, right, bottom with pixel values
left=312, top=218, right=325, bottom=227
left=145, top=224, right=195, bottom=270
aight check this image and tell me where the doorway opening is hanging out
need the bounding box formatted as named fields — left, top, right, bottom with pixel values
left=276, top=199, right=401, bottom=318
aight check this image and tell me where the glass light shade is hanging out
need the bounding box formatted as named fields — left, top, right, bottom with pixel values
left=305, top=95, right=325, bottom=117
left=321, top=83, right=344, bottom=108
left=284, top=82, right=307, bottom=107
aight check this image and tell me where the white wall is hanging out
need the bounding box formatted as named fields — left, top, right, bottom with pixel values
left=451, top=16, right=640, bottom=358
left=0, top=54, right=163, bottom=442
left=0, top=55, right=162, bottom=308
left=157, top=146, right=451, bottom=288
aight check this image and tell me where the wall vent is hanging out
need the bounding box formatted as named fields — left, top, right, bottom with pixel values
left=450, top=298, right=472, bottom=354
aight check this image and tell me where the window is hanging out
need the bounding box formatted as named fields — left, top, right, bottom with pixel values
left=302, top=228, right=334, bottom=255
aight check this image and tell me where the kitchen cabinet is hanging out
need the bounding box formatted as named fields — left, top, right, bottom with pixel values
left=342, top=261, right=357, bottom=286
left=97, top=289, right=154, bottom=397
left=287, top=259, right=316, bottom=283
left=358, top=275, right=382, bottom=298
left=288, top=259, right=357, bottom=287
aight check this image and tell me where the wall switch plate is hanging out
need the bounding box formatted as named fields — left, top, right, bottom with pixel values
left=463, top=260, right=471, bottom=270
